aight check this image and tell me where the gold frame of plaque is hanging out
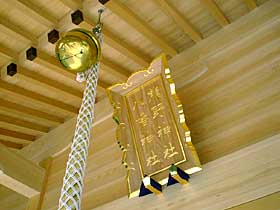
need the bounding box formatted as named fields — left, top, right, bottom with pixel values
left=107, top=54, right=201, bottom=198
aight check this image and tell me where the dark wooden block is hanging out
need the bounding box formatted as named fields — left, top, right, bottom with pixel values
left=48, top=29, right=59, bottom=44
left=71, top=10, right=84, bottom=25
left=99, top=0, right=110, bottom=5
left=7, top=63, right=17, bottom=76
left=26, top=47, right=37, bottom=61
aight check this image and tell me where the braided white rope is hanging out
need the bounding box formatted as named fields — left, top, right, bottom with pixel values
left=58, top=64, right=99, bottom=210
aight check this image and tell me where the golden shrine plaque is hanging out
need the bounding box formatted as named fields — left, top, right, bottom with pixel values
left=107, top=54, right=201, bottom=198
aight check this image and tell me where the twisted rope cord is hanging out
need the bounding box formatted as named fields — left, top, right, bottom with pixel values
left=58, top=64, right=99, bottom=210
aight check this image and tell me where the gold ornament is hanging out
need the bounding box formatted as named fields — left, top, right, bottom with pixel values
left=55, top=28, right=101, bottom=73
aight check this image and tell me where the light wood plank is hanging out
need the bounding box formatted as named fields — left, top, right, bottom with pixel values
left=11, top=65, right=83, bottom=99
left=0, top=98, right=64, bottom=125
left=0, top=143, right=45, bottom=198
left=0, top=43, right=18, bottom=59
left=200, top=0, right=229, bottom=26
left=93, top=134, right=280, bottom=210
left=228, top=192, right=280, bottom=210
left=5, top=0, right=58, bottom=27
left=0, top=81, right=78, bottom=114
left=33, top=49, right=108, bottom=90
left=0, top=128, right=35, bottom=142
left=101, top=57, right=130, bottom=80
left=19, top=98, right=113, bottom=164
left=153, top=0, right=202, bottom=42
left=243, top=0, right=257, bottom=11
left=0, top=114, right=49, bottom=133
left=75, top=15, right=150, bottom=67
left=0, top=18, right=38, bottom=45
left=59, top=0, right=82, bottom=10
left=100, top=0, right=177, bottom=56
left=0, top=140, right=23, bottom=149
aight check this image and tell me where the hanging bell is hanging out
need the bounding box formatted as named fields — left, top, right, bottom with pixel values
left=56, top=9, right=103, bottom=73
left=55, top=28, right=101, bottom=73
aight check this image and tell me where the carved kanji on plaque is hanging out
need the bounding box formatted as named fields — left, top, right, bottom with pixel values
left=107, top=54, right=201, bottom=198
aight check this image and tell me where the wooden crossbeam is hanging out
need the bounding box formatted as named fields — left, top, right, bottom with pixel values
left=0, top=81, right=78, bottom=114
left=153, top=0, right=202, bottom=42
left=200, top=0, right=229, bottom=27
left=71, top=10, right=150, bottom=67
left=0, top=43, right=18, bottom=59
left=101, top=57, right=131, bottom=81
left=0, top=143, right=45, bottom=197
left=4, top=63, right=83, bottom=99
left=242, top=0, right=257, bottom=11
left=6, top=0, right=58, bottom=27
left=0, top=98, right=63, bottom=125
left=99, top=0, right=178, bottom=56
left=59, top=0, right=82, bottom=10
left=0, top=140, right=23, bottom=149
left=27, top=48, right=109, bottom=90
left=0, top=128, right=35, bottom=141
left=19, top=98, right=113, bottom=164
left=26, top=47, right=76, bottom=81
left=0, top=18, right=38, bottom=45
left=0, top=114, right=49, bottom=133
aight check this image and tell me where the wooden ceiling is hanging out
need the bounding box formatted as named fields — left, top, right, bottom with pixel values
left=0, top=0, right=268, bottom=149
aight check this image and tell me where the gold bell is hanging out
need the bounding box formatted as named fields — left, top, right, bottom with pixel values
left=55, top=28, right=101, bottom=73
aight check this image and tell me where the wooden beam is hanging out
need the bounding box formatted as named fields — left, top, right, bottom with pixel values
left=200, top=0, right=229, bottom=27
left=93, top=134, right=280, bottom=210
left=229, top=192, right=280, bottom=210
left=0, top=98, right=64, bottom=125
left=26, top=48, right=76, bottom=81
left=103, top=27, right=151, bottom=67
left=3, top=63, right=83, bottom=99
left=242, top=0, right=257, bottom=11
left=0, top=43, right=18, bottom=59
left=0, top=114, right=49, bottom=133
left=5, top=0, right=58, bottom=27
left=0, top=128, right=35, bottom=142
left=0, top=18, right=38, bottom=45
left=19, top=98, right=113, bottom=164
left=71, top=10, right=150, bottom=67
left=59, top=0, right=82, bottom=10
left=0, top=81, right=78, bottom=114
left=29, top=48, right=108, bottom=90
left=101, top=57, right=131, bottom=80
left=99, top=0, right=178, bottom=56
left=0, top=140, right=23, bottom=149
left=153, top=0, right=202, bottom=42
left=0, top=143, right=45, bottom=198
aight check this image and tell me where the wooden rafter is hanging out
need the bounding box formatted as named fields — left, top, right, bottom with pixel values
left=3, top=64, right=83, bottom=99
left=0, top=128, right=35, bottom=141
left=0, top=43, right=18, bottom=59
left=0, top=143, right=45, bottom=197
left=200, top=0, right=230, bottom=27
left=19, top=98, right=113, bottom=164
left=71, top=10, right=150, bottom=67
left=0, top=140, right=23, bottom=149
left=99, top=0, right=178, bottom=56
left=0, top=98, right=64, bottom=125
left=0, top=18, right=38, bottom=45
left=6, top=0, right=58, bottom=27
left=0, top=81, right=78, bottom=114
left=59, top=0, right=82, bottom=10
left=242, top=0, right=257, bottom=11
left=61, top=0, right=150, bottom=67
left=101, top=58, right=131, bottom=80
left=30, top=48, right=109, bottom=90
left=0, top=114, right=49, bottom=133
left=153, top=0, right=202, bottom=42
